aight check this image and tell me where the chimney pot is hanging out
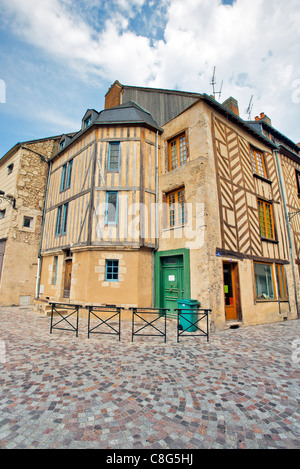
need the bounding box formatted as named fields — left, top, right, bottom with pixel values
left=222, top=97, right=239, bottom=116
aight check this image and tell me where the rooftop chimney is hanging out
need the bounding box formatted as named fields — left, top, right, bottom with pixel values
left=254, top=112, right=272, bottom=126
left=222, top=97, right=239, bottom=116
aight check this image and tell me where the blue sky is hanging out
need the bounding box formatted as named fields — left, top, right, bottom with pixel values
left=0, top=0, right=299, bottom=157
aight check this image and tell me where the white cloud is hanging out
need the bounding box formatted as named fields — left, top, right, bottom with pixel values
left=0, top=0, right=300, bottom=141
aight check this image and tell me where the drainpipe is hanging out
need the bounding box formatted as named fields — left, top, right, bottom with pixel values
left=36, top=161, right=52, bottom=299
left=152, top=131, right=159, bottom=307
left=274, top=149, right=299, bottom=318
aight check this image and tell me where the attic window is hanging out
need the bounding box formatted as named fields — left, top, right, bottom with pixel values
left=7, top=163, right=14, bottom=174
left=84, top=116, right=92, bottom=128
left=60, top=140, right=66, bottom=150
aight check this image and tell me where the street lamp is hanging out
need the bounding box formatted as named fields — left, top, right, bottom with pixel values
left=0, top=190, right=16, bottom=209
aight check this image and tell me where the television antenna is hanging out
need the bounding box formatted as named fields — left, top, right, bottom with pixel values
left=246, top=95, right=253, bottom=120
left=210, top=66, right=223, bottom=100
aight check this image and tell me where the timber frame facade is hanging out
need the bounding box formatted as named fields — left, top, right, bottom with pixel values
left=38, top=102, right=162, bottom=313
left=34, top=82, right=300, bottom=330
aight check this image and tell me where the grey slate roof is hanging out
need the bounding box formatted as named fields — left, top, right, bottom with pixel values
left=95, top=101, right=162, bottom=132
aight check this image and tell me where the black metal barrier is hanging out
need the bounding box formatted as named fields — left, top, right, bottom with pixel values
left=86, top=305, right=123, bottom=340
left=49, top=302, right=80, bottom=337
left=175, top=308, right=211, bottom=342
left=130, top=308, right=169, bottom=342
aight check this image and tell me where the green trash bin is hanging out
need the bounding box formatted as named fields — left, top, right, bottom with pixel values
left=177, top=299, right=200, bottom=332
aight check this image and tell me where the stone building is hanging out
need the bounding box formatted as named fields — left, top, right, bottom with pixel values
left=0, top=136, right=61, bottom=306
left=154, top=94, right=299, bottom=330
left=36, top=82, right=300, bottom=330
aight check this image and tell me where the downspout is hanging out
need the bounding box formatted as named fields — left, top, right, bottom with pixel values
left=36, top=161, right=52, bottom=299
left=274, top=149, right=299, bottom=318
left=152, top=131, right=159, bottom=307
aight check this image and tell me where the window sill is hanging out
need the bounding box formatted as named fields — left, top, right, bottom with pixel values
left=256, top=299, right=288, bottom=303
left=261, top=237, right=278, bottom=244
left=162, top=224, right=185, bottom=232
left=253, top=173, right=272, bottom=184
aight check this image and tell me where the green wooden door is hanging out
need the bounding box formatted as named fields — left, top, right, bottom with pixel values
left=161, top=255, right=184, bottom=318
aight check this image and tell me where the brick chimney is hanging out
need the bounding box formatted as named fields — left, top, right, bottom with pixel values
left=222, top=97, right=239, bottom=116
left=105, top=80, right=123, bottom=109
left=255, top=112, right=272, bottom=126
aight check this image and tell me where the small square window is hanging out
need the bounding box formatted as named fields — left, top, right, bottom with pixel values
left=105, top=260, right=119, bottom=281
left=23, top=216, right=33, bottom=229
left=0, top=209, right=6, bottom=219
left=7, top=163, right=14, bottom=174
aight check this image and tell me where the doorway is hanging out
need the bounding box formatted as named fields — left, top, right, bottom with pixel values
left=161, top=255, right=184, bottom=318
left=155, top=248, right=190, bottom=318
left=63, top=258, right=72, bottom=298
left=223, top=261, right=241, bottom=321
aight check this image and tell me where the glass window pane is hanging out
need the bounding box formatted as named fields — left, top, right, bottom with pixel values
left=254, top=263, right=275, bottom=300
left=106, top=192, right=118, bottom=223
left=109, top=143, right=120, bottom=170
left=106, top=260, right=119, bottom=281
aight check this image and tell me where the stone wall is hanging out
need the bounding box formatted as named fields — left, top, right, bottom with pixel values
left=0, top=138, right=59, bottom=305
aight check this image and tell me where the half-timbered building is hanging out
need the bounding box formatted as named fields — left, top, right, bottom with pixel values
left=152, top=93, right=299, bottom=330
left=37, top=82, right=300, bottom=330
left=37, top=101, right=162, bottom=313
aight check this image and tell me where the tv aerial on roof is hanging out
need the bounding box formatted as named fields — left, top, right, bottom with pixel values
left=210, top=66, right=223, bottom=100
left=246, top=95, right=254, bottom=120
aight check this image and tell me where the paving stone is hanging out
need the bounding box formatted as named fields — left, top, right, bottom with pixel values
left=0, top=306, right=300, bottom=449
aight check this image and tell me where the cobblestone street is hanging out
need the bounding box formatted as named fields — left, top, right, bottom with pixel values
left=0, top=306, right=299, bottom=449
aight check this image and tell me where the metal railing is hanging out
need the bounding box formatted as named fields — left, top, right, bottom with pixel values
left=86, top=305, right=123, bottom=340
left=49, top=302, right=80, bottom=337
left=48, top=302, right=211, bottom=343
left=130, top=308, right=169, bottom=342
left=175, top=308, right=211, bottom=342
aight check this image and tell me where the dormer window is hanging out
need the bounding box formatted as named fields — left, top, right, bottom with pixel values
left=60, top=140, right=66, bottom=150
left=84, top=116, right=92, bottom=128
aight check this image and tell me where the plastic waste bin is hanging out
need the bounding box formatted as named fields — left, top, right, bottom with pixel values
left=177, top=299, right=200, bottom=332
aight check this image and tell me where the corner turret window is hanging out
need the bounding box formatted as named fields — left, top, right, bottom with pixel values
left=108, top=142, right=120, bottom=171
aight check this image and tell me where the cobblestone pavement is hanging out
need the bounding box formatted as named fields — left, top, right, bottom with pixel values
left=0, top=306, right=299, bottom=450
